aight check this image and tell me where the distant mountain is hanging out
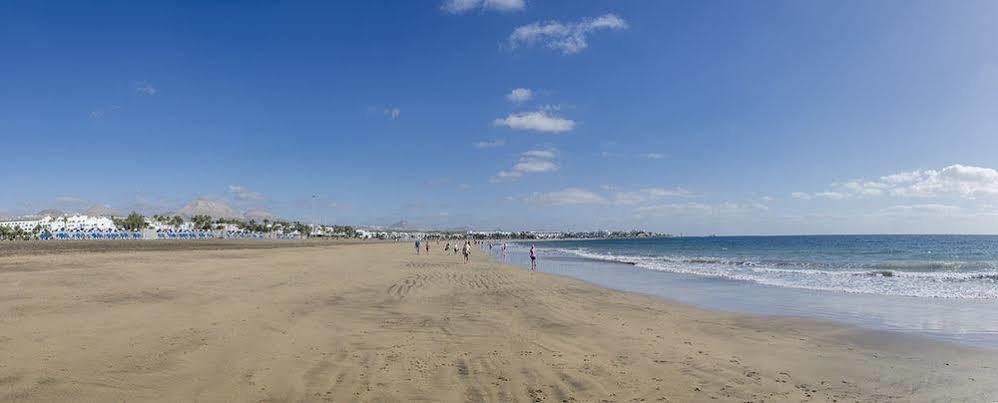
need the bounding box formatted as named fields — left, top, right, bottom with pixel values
left=387, top=219, right=411, bottom=230
left=244, top=209, right=274, bottom=221
left=174, top=198, right=243, bottom=220
left=83, top=204, right=123, bottom=217
left=36, top=209, right=65, bottom=217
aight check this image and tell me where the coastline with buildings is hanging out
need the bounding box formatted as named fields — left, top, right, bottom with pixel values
left=0, top=199, right=667, bottom=242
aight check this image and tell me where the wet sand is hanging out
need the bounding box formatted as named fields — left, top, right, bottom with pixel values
left=0, top=241, right=995, bottom=401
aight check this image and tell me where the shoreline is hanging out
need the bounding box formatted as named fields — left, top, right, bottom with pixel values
left=498, top=237, right=998, bottom=349
left=1, top=241, right=995, bottom=401
left=487, top=243, right=998, bottom=352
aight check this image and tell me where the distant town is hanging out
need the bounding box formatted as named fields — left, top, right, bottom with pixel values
left=0, top=199, right=670, bottom=242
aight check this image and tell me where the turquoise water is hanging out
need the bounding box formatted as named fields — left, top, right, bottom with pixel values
left=494, top=236, right=998, bottom=347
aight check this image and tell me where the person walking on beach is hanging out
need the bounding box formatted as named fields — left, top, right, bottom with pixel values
left=529, top=244, right=537, bottom=272
left=415, top=240, right=421, bottom=255
left=462, top=241, right=471, bottom=264
left=426, top=242, right=430, bottom=254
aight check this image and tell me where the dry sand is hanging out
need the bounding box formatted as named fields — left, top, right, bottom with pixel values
left=0, top=241, right=995, bottom=402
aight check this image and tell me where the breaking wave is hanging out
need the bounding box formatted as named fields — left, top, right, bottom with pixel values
left=545, top=247, right=998, bottom=299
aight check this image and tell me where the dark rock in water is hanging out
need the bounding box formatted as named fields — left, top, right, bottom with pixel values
left=867, top=271, right=894, bottom=277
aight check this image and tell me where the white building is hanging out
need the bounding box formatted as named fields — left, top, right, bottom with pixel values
left=1, top=215, right=117, bottom=232
left=0, top=216, right=45, bottom=230
left=48, top=215, right=116, bottom=231
left=356, top=229, right=386, bottom=239
left=147, top=219, right=194, bottom=231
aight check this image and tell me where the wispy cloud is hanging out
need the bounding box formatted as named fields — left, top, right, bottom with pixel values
left=384, top=107, right=401, bottom=120
left=493, top=148, right=559, bottom=181
left=601, top=151, right=665, bottom=160
left=441, top=0, right=524, bottom=14
left=878, top=204, right=961, bottom=217
left=508, top=14, right=628, bottom=55
left=507, top=88, right=533, bottom=103
left=492, top=170, right=523, bottom=181
left=613, top=187, right=692, bottom=206
left=634, top=202, right=766, bottom=218
left=89, top=105, right=121, bottom=119
left=522, top=149, right=556, bottom=159
left=791, top=191, right=846, bottom=200
left=227, top=185, right=263, bottom=201
left=526, top=188, right=608, bottom=206
left=135, top=82, right=157, bottom=95
left=512, top=159, right=557, bottom=173
left=494, top=111, right=574, bottom=133
left=474, top=139, right=506, bottom=149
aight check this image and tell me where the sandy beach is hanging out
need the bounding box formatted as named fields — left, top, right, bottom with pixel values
left=1, top=241, right=995, bottom=402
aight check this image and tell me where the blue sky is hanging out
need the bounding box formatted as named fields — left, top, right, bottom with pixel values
left=3, top=0, right=998, bottom=234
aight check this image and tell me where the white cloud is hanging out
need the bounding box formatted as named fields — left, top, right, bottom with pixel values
left=441, top=0, right=524, bottom=14
left=838, top=180, right=887, bottom=196
left=484, top=0, right=524, bottom=11
left=135, top=83, right=157, bottom=95
left=441, top=0, right=478, bottom=13
left=634, top=202, right=765, bottom=218
left=384, top=107, right=401, bottom=120
left=791, top=191, right=847, bottom=200
left=512, top=159, right=557, bottom=173
left=880, top=165, right=998, bottom=198
left=644, top=188, right=692, bottom=198
left=508, top=14, right=628, bottom=55
left=815, top=191, right=847, bottom=200
left=507, top=88, right=533, bottom=103
left=228, top=185, right=263, bottom=201
left=522, top=149, right=556, bottom=159
left=798, top=164, right=998, bottom=201
left=879, top=204, right=961, bottom=216
left=494, top=111, right=575, bottom=133
left=614, top=187, right=692, bottom=205
left=527, top=188, right=608, bottom=206
left=491, top=170, right=524, bottom=182
left=474, top=139, right=505, bottom=149
left=493, top=149, right=559, bottom=180
left=645, top=153, right=664, bottom=159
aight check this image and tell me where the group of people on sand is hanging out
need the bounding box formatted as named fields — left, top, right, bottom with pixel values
left=415, top=239, right=473, bottom=263
left=415, top=239, right=537, bottom=271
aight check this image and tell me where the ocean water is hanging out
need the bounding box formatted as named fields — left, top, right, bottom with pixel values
left=493, top=235, right=998, bottom=347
